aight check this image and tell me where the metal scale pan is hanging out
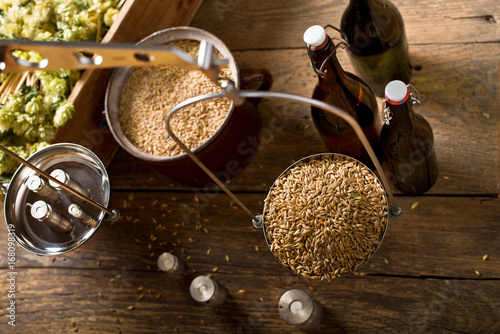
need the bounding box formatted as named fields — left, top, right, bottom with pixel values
left=2, top=143, right=112, bottom=255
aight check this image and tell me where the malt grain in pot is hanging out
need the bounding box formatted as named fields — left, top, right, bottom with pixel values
left=105, top=27, right=272, bottom=186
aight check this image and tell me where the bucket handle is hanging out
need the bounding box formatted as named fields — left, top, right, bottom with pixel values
left=165, top=83, right=403, bottom=228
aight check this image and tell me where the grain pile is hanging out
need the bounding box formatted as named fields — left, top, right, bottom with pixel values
left=263, top=154, right=388, bottom=280
left=119, top=40, right=233, bottom=157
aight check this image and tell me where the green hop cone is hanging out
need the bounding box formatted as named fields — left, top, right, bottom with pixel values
left=0, top=107, right=16, bottom=132
left=53, top=100, right=75, bottom=127
left=0, top=145, right=28, bottom=175
left=4, top=94, right=24, bottom=114
left=12, top=113, right=33, bottom=137
left=28, top=141, right=50, bottom=156
left=45, top=77, right=68, bottom=96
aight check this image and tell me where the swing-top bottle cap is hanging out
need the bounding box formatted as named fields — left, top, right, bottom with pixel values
left=385, top=80, right=408, bottom=103
left=303, top=25, right=327, bottom=47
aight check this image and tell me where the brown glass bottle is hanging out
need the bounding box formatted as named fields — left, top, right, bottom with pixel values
left=304, top=25, right=382, bottom=168
left=381, top=80, right=438, bottom=194
left=341, top=0, right=411, bottom=96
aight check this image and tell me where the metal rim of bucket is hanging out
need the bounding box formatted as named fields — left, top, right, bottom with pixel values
left=262, top=152, right=390, bottom=280
left=3, top=143, right=110, bottom=255
left=104, top=26, right=240, bottom=163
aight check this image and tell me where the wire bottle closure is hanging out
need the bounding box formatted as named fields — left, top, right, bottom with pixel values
left=306, top=25, right=350, bottom=78
left=383, top=84, right=421, bottom=125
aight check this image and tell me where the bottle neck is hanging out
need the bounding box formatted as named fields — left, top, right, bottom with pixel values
left=387, top=99, right=416, bottom=133
left=308, top=36, right=347, bottom=83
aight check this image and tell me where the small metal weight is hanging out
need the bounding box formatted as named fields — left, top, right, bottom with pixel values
left=26, top=174, right=60, bottom=203
left=49, top=168, right=91, bottom=199
left=31, top=200, right=73, bottom=234
left=68, top=204, right=98, bottom=228
left=278, top=289, right=323, bottom=330
left=157, top=252, right=184, bottom=276
left=189, top=275, right=227, bottom=306
left=2, top=143, right=117, bottom=255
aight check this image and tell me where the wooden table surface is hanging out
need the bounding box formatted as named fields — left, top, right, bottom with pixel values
left=1, top=0, right=500, bottom=333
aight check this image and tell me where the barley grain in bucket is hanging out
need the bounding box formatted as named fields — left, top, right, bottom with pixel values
left=263, top=154, right=388, bottom=280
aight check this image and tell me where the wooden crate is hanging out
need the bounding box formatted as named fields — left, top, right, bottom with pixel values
left=54, top=0, right=204, bottom=166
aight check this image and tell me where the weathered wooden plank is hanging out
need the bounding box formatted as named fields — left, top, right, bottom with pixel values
left=0, top=268, right=498, bottom=333
left=0, top=1, right=497, bottom=333
left=1, top=194, right=499, bottom=280
left=191, top=0, right=500, bottom=50
left=107, top=43, right=499, bottom=195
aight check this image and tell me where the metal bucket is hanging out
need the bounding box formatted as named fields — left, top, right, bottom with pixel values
left=105, top=27, right=272, bottom=186
left=2, top=143, right=110, bottom=255
left=262, top=153, right=390, bottom=280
